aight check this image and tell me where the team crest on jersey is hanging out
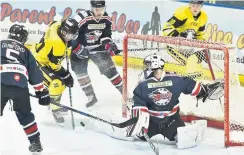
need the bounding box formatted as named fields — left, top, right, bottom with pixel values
left=85, top=30, right=102, bottom=43
left=88, top=24, right=106, bottom=30
left=149, top=88, right=172, bottom=106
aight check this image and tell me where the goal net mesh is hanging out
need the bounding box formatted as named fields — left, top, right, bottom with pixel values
left=122, top=34, right=244, bottom=146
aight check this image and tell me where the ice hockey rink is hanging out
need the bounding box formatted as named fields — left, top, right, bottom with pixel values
left=1, top=63, right=244, bottom=155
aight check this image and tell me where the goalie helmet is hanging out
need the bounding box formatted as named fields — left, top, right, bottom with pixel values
left=8, top=24, right=28, bottom=44
left=143, top=54, right=165, bottom=71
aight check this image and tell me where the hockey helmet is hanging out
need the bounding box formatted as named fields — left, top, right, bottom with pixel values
left=143, top=54, right=165, bottom=71
left=90, top=0, right=106, bottom=8
left=60, top=18, right=79, bottom=41
left=8, top=24, right=28, bottom=44
left=189, top=0, right=204, bottom=5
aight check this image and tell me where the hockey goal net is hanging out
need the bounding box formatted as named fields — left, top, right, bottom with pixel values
left=122, top=34, right=244, bottom=147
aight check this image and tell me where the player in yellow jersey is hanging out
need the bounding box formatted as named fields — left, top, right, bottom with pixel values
left=162, top=0, right=208, bottom=78
left=163, top=0, right=207, bottom=40
left=30, top=18, right=79, bottom=126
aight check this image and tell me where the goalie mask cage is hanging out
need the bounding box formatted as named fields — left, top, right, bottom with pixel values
left=122, top=34, right=244, bottom=147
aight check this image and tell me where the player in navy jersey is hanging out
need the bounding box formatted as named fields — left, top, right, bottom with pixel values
left=1, top=24, right=50, bottom=153
left=126, top=53, right=223, bottom=149
left=71, top=0, right=122, bottom=108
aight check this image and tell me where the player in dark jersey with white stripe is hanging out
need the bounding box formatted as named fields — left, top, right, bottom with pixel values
left=1, top=24, right=50, bottom=153
left=126, top=54, right=223, bottom=149
left=71, top=0, right=122, bottom=107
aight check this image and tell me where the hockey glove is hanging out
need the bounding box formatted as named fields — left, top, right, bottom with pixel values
left=61, top=71, right=74, bottom=88
left=196, top=81, right=224, bottom=102
left=72, top=44, right=89, bottom=59
left=104, top=41, right=121, bottom=56
left=126, top=106, right=150, bottom=137
left=35, top=88, right=50, bottom=106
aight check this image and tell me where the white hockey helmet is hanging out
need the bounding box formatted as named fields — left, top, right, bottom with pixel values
left=143, top=54, right=165, bottom=70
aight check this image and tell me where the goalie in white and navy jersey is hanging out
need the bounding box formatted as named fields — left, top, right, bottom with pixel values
left=71, top=0, right=122, bottom=108
left=126, top=54, right=224, bottom=149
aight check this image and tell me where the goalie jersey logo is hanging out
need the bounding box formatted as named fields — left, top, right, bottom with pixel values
left=149, top=88, right=172, bottom=106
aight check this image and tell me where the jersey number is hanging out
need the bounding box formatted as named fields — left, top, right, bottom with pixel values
left=6, top=49, right=20, bottom=63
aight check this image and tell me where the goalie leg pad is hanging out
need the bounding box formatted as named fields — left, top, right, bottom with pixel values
left=126, top=106, right=150, bottom=137
left=176, top=120, right=207, bottom=149
left=191, top=120, right=207, bottom=142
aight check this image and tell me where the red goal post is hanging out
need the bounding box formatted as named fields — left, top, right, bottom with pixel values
left=122, top=34, right=244, bottom=147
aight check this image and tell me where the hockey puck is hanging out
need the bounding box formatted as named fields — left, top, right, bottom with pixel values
left=80, top=121, right=85, bottom=127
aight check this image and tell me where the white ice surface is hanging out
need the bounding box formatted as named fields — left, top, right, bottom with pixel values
left=1, top=63, right=244, bottom=155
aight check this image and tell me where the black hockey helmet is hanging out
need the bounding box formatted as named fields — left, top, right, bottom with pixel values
left=60, top=18, right=79, bottom=41
left=8, top=24, right=28, bottom=44
left=90, top=0, right=105, bottom=8
left=189, top=0, right=204, bottom=5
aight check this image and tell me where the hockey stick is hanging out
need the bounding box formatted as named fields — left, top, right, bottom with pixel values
left=65, top=48, right=75, bottom=130
left=142, top=127, right=159, bottom=155
left=30, top=93, right=137, bottom=128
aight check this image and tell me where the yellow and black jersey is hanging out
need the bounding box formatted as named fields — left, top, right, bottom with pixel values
left=30, top=21, right=71, bottom=72
left=162, top=6, right=208, bottom=40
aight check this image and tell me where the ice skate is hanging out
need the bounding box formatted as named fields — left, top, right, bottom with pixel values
left=29, top=138, right=43, bottom=155
left=52, top=109, right=65, bottom=127
left=48, top=106, right=68, bottom=115
left=86, top=94, right=98, bottom=108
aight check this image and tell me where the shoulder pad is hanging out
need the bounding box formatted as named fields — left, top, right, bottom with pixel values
left=49, top=21, right=57, bottom=26
left=101, top=12, right=112, bottom=23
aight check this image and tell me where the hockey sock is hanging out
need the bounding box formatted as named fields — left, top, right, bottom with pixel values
left=50, top=95, right=62, bottom=111
left=15, top=112, right=40, bottom=142
left=78, top=74, right=96, bottom=96
left=109, top=73, right=123, bottom=94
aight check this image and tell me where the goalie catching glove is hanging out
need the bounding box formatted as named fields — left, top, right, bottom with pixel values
left=126, top=106, right=150, bottom=137
left=196, top=81, right=224, bottom=102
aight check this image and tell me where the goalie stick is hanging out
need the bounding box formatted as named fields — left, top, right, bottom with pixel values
left=142, top=127, right=159, bottom=155
left=30, top=93, right=137, bottom=128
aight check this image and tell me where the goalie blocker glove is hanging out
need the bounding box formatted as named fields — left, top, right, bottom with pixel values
left=196, top=81, right=223, bottom=102
left=126, top=106, right=150, bottom=137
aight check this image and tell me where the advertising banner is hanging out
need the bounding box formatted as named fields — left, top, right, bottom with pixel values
left=1, top=1, right=243, bottom=84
